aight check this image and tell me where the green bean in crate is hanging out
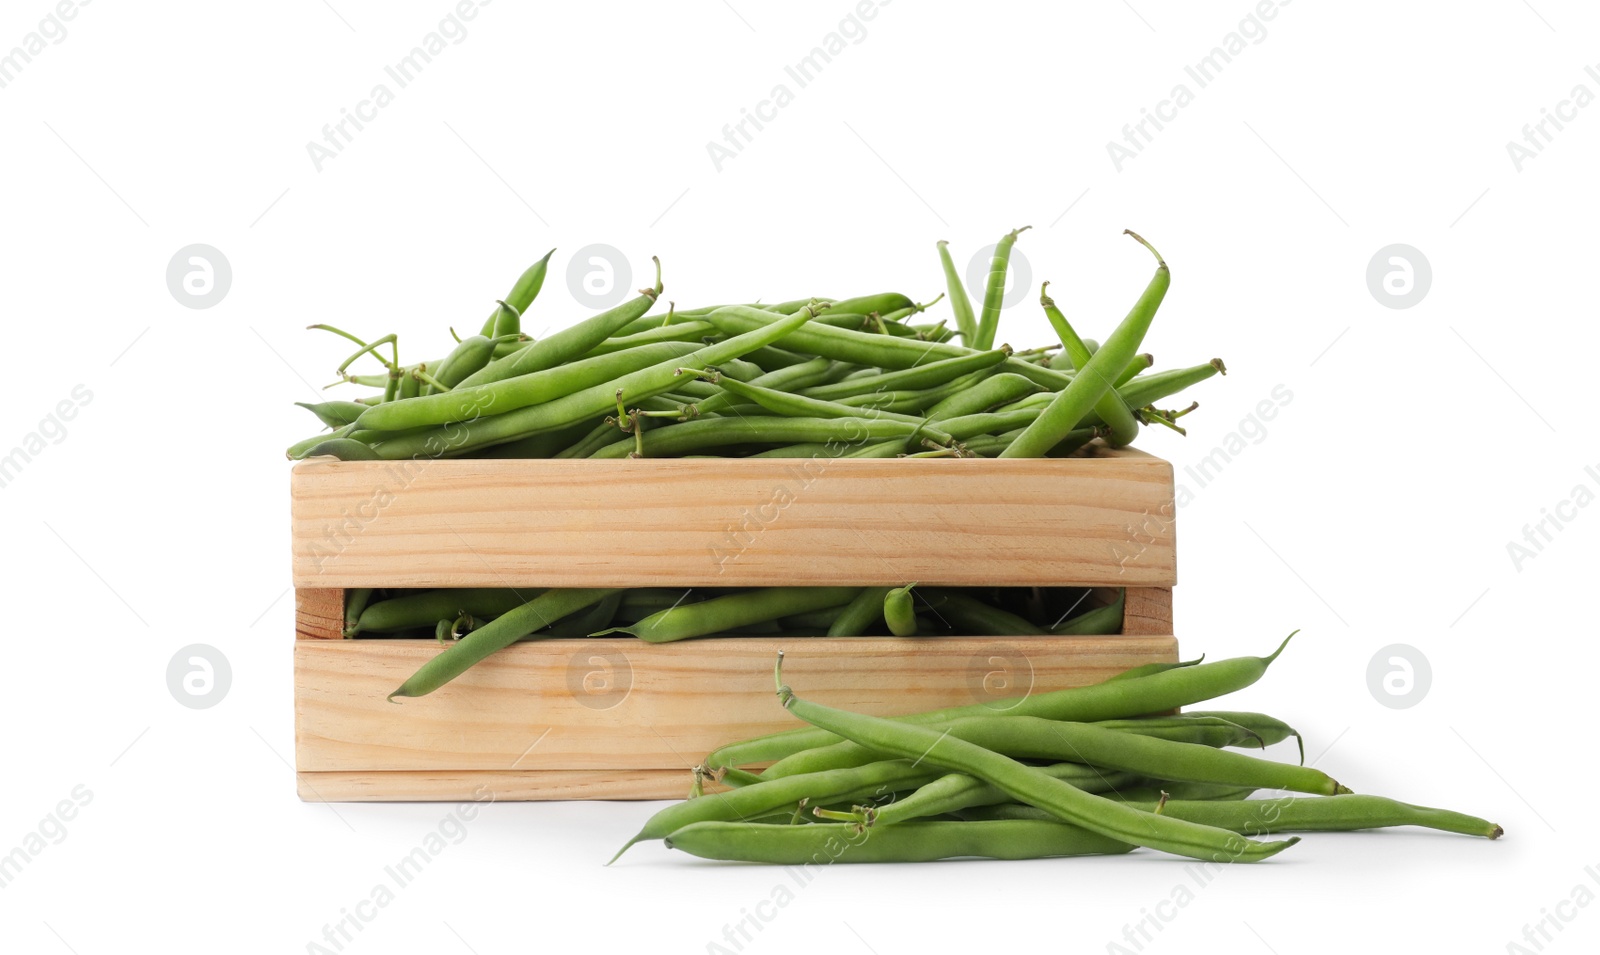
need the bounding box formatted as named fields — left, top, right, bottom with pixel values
left=287, top=230, right=1224, bottom=461
left=358, top=585, right=1124, bottom=697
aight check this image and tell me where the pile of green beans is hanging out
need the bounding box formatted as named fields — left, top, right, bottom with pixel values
left=613, top=640, right=1502, bottom=866
left=351, top=585, right=1125, bottom=699
left=287, top=231, right=1223, bottom=461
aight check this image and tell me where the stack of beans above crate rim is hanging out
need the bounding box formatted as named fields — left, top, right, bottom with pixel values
left=289, top=444, right=1177, bottom=802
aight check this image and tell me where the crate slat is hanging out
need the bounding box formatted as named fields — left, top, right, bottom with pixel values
left=297, top=769, right=706, bottom=802
left=296, top=588, right=343, bottom=640
left=290, top=452, right=1176, bottom=589
left=295, top=635, right=1178, bottom=779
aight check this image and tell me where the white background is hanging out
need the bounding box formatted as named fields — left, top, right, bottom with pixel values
left=3, top=1, right=1597, bottom=952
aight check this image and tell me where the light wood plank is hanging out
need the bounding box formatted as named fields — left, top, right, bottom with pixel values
left=298, top=769, right=707, bottom=802
left=289, top=452, right=1176, bottom=589
left=295, top=636, right=1178, bottom=774
left=296, top=588, right=343, bottom=640
left=1118, top=586, right=1173, bottom=636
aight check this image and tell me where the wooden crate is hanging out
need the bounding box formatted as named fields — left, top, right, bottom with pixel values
left=290, top=446, right=1178, bottom=802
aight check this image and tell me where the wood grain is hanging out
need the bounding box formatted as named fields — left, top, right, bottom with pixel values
left=295, top=635, right=1178, bottom=775
left=1118, top=586, right=1173, bottom=636
left=289, top=451, right=1176, bottom=589
left=296, top=588, right=343, bottom=640
left=297, top=769, right=710, bottom=802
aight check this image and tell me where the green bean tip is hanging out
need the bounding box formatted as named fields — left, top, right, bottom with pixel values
left=1123, top=229, right=1167, bottom=268
left=1265, top=630, right=1298, bottom=665
left=1211, top=358, right=1228, bottom=375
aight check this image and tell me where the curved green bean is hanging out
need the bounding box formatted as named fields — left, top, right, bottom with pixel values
left=663, top=818, right=1133, bottom=864
left=973, top=226, right=1030, bottom=351
left=389, top=588, right=621, bottom=699
left=597, top=587, right=861, bottom=643
left=1003, top=232, right=1168, bottom=458
left=703, top=634, right=1298, bottom=771
left=773, top=653, right=1299, bottom=863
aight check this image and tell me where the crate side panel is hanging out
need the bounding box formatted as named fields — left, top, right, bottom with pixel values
left=295, top=636, right=1178, bottom=773
left=290, top=456, right=1176, bottom=588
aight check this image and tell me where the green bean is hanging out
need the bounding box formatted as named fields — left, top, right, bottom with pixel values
left=843, top=440, right=905, bottom=458
left=762, top=713, right=1274, bottom=780
left=1109, top=359, right=1226, bottom=413
left=993, top=795, right=1502, bottom=839
left=748, top=442, right=854, bottom=459
left=807, top=312, right=881, bottom=330
left=800, top=349, right=1011, bottom=402
left=610, top=306, right=708, bottom=336
left=1088, top=715, right=1269, bottom=750
left=764, top=713, right=1348, bottom=796
left=772, top=654, right=1297, bottom=863
left=610, top=758, right=937, bottom=862
left=477, top=424, right=597, bottom=459
left=825, top=292, right=915, bottom=315
left=551, top=420, right=627, bottom=459
left=665, top=818, right=1132, bottom=864
left=296, top=400, right=369, bottom=429
left=343, top=588, right=373, bottom=638
left=959, top=426, right=1099, bottom=458
left=357, top=337, right=702, bottom=433
left=1108, top=657, right=1203, bottom=682
left=938, top=409, right=1044, bottom=442
left=921, top=590, right=1045, bottom=635
left=742, top=345, right=812, bottom=369
left=369, top=312, right=817, bottom=459
left=390, top=588, right=621, bottom=699
left=689, top=357, right=834, bottom=417
left=1040, top=282, right=1141, bottom=448
left=1003, top=232, right=1167, bottom=457
left=716, top=359, right=768, bottom=382
left=884, top=584, right=918, bottom=636
left=478, top=248, right=554, bottom=337
left=285, top=422, right=357, bottom=459
left=454, top=258, right=663, bottom=390
left=829, top=370, right=992, bottom=415
left=397, top=364, right=422, bottom=400
left=704, top=375, right=943, bottom=432
left=716, top=766, right=766, bottom=788
left=1179, top=711, right=1303, bottom=761
left=534, top=591, right=623, bottom=638
left=997, top=391, right=1053, bottom=412
left=825, top=587, right=891, bottom=637
left=778, top=604, right=854, bottom=631
left=490, top=299, right=522, bottom=339
left=973, top=226, right=1029, bottom=351
left=301, top=437, right=381, bottom=460
left=588, top=416, right=945, bottom=460
left=583, top=321, right=716, bottom=357
left=936, top=239, right=978, bottom=342
left=925, top=374, right=1042, bottom=420
left=427, top=334, right=516, bottom=394
left=1115, top=352, right=1154, bottom=387
left=852, top=766, right=1141, bottom=828
left=351, top=588, right=539, bottom=635
left=597, top=587, right=860, bottom=643
left=1052, top=588, right=1124, bottom=635
left=703, top=634, right=1297, bottom=771
left=700, top=305, right=1072, bottom=391
left=1107, top=781, right=1259, bottom=802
